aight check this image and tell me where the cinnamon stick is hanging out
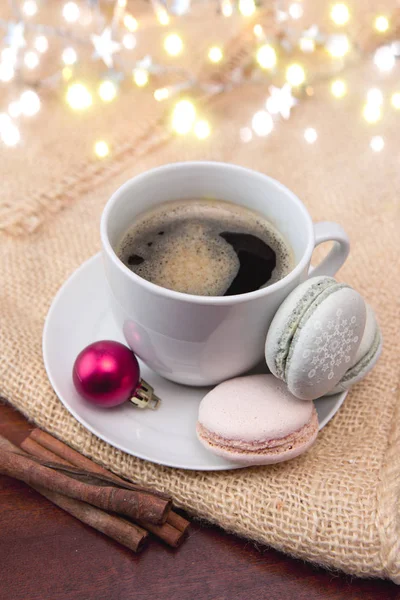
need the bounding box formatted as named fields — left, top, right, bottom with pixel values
left=29, top=429, right=190, bottom=540
left=30, top=429, right=124, bottom=482
left=0, top=436, right=147, bottom=552
left=21, top=437, right=71, bottom=466
left=165, top=511, right=190, bottom=533
left=0, top=447, right=171, bottom=524
left=142, top=520, right=186, bottom=548
left=23, top=432, right=190, bottom=547
left=36, top=488, right=148, bottom=552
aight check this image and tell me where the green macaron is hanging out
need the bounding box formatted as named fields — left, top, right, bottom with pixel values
left=326, top=302, right=382, bottom=394
left=265, top=276, right=374, bottom=400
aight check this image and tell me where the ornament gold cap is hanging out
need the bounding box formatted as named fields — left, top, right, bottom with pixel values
left=129, top=379, right=161, bottom=410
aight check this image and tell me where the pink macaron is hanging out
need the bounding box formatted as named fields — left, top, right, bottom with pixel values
left=196, top=374, right=318, bottom=465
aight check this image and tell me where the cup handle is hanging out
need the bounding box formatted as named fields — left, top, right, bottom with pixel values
left=309, top=221, right=350, bottom=277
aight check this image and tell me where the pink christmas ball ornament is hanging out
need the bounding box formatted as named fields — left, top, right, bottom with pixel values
left=73, top=340, right=160, bottom=409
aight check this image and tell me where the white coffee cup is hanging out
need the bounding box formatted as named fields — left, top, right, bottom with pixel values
left=101, top=162, right=349, bottom=386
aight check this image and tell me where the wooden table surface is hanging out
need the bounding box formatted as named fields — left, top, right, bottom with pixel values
left=0, top=400, right=398, bottom=600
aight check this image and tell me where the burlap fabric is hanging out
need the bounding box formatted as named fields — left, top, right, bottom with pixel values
left=1, top=1, right=399, bottom=583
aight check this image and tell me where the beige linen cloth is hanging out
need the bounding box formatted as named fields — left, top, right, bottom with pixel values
left=0, top=1, right=399, bottom=583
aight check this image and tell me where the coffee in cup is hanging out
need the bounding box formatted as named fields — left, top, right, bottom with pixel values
left=116, top=199, right=294, bottom=296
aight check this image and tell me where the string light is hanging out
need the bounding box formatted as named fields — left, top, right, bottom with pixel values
left=1, top=48, right=17, bottom=65
left=63, top=2, right=80, bottom=23
left=194, top=120, right=211, bottom=139
left=164, top=34, right=183, bottom=56
left=330, top=3, right=350, bottom=26
left=289, top=3, right=303, bottom=20
left=172, top=100, right=196, bottom=134
left=94, top=140, right=110, bottom=158
left=208, top=47, right=223, bottom=63
left=1, top=121, right=20, bottom=147
left=0, top=0, right=398, bottom=158
left=156, top=7, right=170, bottom=25
left=304, top=127, right=317, bottom=143
left=276, top=9, right=289, bottom=23
left=62, top=67, right=73, bottom=81
left=257, top=45, right=277, bottom=69
left=286, top=63, right=305, bottom=86
left=370, top=136, right=384, bottom=152
left=253, top=24, right=263, bottom=38
left=22, top=0, right=38, bottom=17
left=390, top=41, right=400, bottom=57
left=366, top=88, right=383, bottom=106
left=154, top=87, right=169, bottom=101
left=0, top=63, right=15, bottom=82
left=299, top=38, right=315, bottom=53
left=239, top=0, right=256, bottom=17
left=133, top=68, right=149, bottom=87
left=62, top=47, right=77, bottom=65
left=34, top=36, right=48, bottom=53
left=91, top=28, right=121, bottom=68
left=363, top=103, right=381, bottom=123
left=251, top=111, right=273, bottom=136
left=20, top=90, right=41, bottom=116
left=374, top=16, right=389, bottom=33
left=123, top=14, right=138, bottom=32
left=374, top=46, right=395, bottom=72
left=331, top=79, right=347, bottom=98
left=266, top=84, right=297, bottom=119
left=66, top=83, right=93, bottom=110
left=122, top=34, right=136, bottom=50
left=391, top=92, right=400, bottom=109
left=326, top=34, right=350, bottom=57
left=24, top=51, right=39, bottom=69
left=221, top=0, right=233, bottom=17
left=98, top=80, right=117, bottom=102
left=6, top=23, right=25, bottom=56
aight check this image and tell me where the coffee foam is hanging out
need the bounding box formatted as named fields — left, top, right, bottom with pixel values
left=117, top=199, right=294, bottom=296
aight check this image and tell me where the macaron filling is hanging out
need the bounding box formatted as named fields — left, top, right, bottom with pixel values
left=197, top=409, right=318, bottom=456
left=339, top=327, right=382, bottom=384
left=283, top=282, right=349, bottom=383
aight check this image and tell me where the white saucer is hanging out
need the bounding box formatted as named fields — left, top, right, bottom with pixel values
left=43, top=253, right=347, bottom=471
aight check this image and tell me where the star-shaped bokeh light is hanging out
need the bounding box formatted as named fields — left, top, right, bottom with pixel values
left=266, top=84, right=298, bottom=119
left=91, top=27, right=121, bottom=68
